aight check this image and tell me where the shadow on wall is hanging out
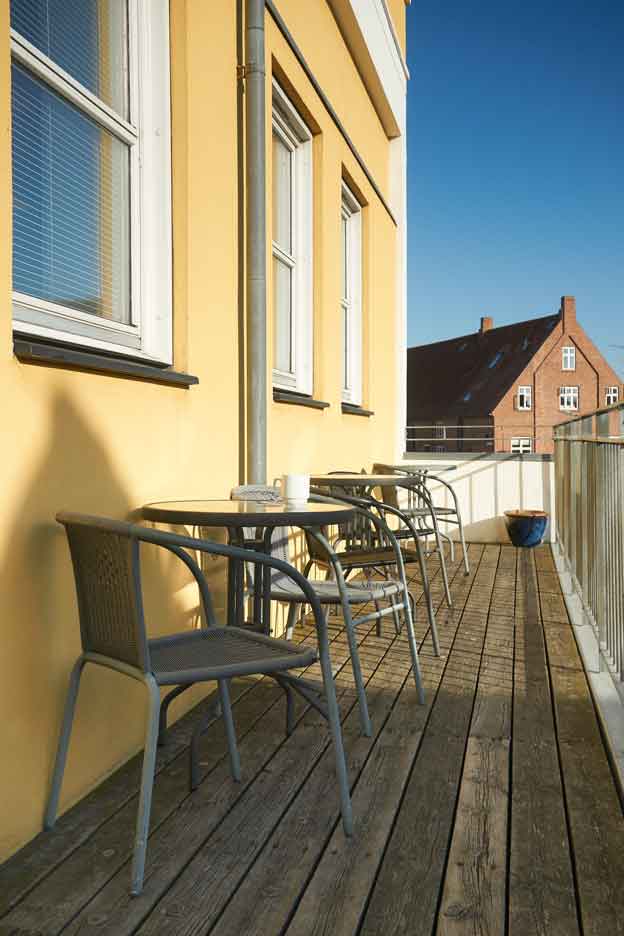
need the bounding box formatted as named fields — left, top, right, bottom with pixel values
left=0, top=390, right=210, bottom=860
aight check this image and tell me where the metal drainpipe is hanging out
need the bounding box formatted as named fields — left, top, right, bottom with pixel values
left=245, top=0, right=267, bottom=483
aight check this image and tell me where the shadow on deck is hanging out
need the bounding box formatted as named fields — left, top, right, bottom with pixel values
left=1, top=544, right=624, bottom=935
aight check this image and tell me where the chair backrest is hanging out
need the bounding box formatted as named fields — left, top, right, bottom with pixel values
left=372, top=462, right=401, bottom=510
left=58, top=514, right=149, bottom=671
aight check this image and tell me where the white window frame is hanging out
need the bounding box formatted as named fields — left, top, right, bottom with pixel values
left=10, top=1, right=173, bottom=364
left=341, top=182, right=362, bottom=405
left=517, top=385, right=532, bottom=410
left=271, top=81, right=313, bottom=394
left=606, top=386, right=619, bottom=406
left=511, top=437, right=532, bottom=454
left=562, top=346, right=576, bottom=371
left=559, top=386, right=579, bottom=411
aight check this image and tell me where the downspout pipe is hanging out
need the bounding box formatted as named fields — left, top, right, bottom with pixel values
left=245, top=0, right=267, bottom=483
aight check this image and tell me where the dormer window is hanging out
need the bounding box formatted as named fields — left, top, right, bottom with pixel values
left=562, top=346, right=576, bottom=371
left=517, top=386, right=532, bottom=410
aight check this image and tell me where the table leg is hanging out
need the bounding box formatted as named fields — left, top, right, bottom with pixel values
left=261, top=526, right=273, bottom=635
left=226, top=527, right=246, bottom=628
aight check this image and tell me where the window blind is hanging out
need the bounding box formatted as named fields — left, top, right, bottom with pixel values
left=10, top=0, right=128, bottom=116
left=12, top=63, right=131, bottom=324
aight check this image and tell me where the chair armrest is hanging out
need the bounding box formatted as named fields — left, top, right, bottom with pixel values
left=56, top=511, right=326, bottom=635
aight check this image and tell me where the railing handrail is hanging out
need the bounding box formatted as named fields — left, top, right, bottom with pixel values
left=554, top=435, right=624, bottom=445
left=555, top=400, right=623, bottom=429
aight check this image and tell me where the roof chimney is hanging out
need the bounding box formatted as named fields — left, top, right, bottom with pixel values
left=560, top=296, right=576, bottom=332
left=480, top=316, right=493, bottom=333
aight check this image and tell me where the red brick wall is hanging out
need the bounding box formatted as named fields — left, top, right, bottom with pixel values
left=493, top=298, right=622, bottom=454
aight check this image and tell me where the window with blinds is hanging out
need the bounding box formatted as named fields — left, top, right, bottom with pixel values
left=10, top=0, right=173, bottom=363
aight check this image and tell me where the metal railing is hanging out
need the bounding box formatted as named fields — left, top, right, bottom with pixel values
left=554, top=403, right=624, bottom=685
left=405, top=423, right=553, bottom=454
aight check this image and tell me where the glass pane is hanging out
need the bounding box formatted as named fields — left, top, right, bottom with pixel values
left=273, top=256, right=292, bottom=373
left=272, top=132, right=292, bottom=254
left=341, top=215, right=348, bottom=301
left=12, top=64, right=131, bottom=324
left=11, top=0, right=128, bottom=117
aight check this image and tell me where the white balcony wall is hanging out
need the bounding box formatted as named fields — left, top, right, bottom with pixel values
left=401, top=455, right=556, bottom=544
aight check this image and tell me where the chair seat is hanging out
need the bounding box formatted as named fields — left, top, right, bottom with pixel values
left=269, top=577, right=402, bottom=604
left=312, top=545, right=421, bottom=568
left=149, top=628, right=317, bottom=685
left=389, top=527, right=436, bottom=540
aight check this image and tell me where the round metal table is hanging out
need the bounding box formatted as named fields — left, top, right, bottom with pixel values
left=142, top=499, right=355, bottom=630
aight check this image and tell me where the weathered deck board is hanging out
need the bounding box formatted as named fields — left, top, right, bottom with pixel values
left=2, top=542, right=624, bottom=936
left=436, top=553, right=514, bottom=936
left=279, top=548, right=484, bottom=936
left=357, top=551, right=499, bottom=936
left=508, top=550, right=579, bottom=936
left=545, top=623, right=624, bottom=935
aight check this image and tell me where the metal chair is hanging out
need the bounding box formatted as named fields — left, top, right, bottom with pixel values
left=306, top=488, right=441, bottom=658
left=46, top=513, right=352, bottom=896
left=375, top=463, right=470, bottom=576
left=371, top=463, right=455, bottom=603
left=231, top=486, right=426, bottom=739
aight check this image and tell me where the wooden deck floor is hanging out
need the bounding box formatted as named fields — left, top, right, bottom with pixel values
left=2, top=544, right=624, bottom=935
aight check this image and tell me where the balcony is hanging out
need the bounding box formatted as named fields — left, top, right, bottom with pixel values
left=1, top=533, right=623, bottom=934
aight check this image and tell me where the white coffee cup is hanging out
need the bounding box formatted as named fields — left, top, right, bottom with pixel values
left=277, top=473, right=310, bottom=503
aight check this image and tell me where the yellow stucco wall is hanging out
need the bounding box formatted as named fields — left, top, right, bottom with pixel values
left=0, top=0, right=402, bottom=860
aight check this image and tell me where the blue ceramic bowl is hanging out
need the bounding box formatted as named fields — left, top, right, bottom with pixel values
left=504, top=510, right=548, bottom=548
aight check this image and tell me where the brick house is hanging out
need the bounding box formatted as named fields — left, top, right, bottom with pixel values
left=406, top=296, right=622, bottom=454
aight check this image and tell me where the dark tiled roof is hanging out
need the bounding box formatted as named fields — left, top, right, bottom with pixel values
left=407, top=314, right=560, bottom=420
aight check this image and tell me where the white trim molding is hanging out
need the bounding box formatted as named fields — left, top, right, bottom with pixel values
left=341, top=182, right=363, bottom=405
left=271, top=81, right=314, bottom=395
left=327, top=0, right=407, bottom=139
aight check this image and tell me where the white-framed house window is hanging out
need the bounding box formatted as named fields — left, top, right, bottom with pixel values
left=606, top=386, right=619, bottom=406
left=341, top=182, right=362, bottom=404
left=511, top=438, right=532, bottom=454
left=10, top=0, right=173, bottom=363
left=516, top=385, right=532, bottom=410
left=559, top=386, right=579, bottom=411
left=562, top=346, right=576, bottom=371
left=271, top=81, right=313, bottom=394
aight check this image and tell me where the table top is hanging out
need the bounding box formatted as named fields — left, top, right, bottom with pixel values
left=142, top=499, right=355, bottom=527
left=310, top=473, right=420, bottom=488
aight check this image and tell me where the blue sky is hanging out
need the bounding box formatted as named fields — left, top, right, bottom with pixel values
left=405, top=0, right=624, bottom=374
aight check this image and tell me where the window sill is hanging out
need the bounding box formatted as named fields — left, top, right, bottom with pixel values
left=13, top=336, right=199, bottom=388
left=341, top=403, right=374, bottom=417
left=273, top=389, right=330, bottom=410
